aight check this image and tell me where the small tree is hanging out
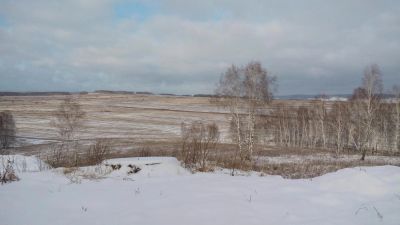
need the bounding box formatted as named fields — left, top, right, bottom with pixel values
left=314, top=96, right=328, bottom=149
left=328, top=102, right=350, bottom=156
left=349, top=64, right=382, bottom=160
left=0, top=111, right=16, bottom=150
left=49, top=97, right=85, bottom=167
left=52, top=97, right=85, bottom=141
left=213, top=62, right=275, bottom=169
left=393, top=85, right=400, bottom=152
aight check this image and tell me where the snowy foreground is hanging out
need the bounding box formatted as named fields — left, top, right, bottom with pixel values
left=1, top=156, right=400, bottom=225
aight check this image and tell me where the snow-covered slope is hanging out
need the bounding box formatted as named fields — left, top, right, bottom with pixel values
left=0, top=155, right=399, bottom=225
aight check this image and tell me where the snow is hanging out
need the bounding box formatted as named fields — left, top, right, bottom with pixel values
left=1, top=155, right=399, bottom=225
left=103, top=157, right=189, bottom=178
left=324, top=97, right=348, bottom=101
left=0, top=155, right=50, bottom=172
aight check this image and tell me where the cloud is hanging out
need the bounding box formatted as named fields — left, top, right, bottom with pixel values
left=0, top=0, right=399, bottom=95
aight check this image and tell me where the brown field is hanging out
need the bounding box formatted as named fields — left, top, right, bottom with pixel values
left=0, top=93, right=231, bottom=154
left=0, top=93, right=313, bottom=152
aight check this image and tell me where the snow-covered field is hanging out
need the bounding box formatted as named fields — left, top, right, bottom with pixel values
left=1, top=155, right=399, bottom=225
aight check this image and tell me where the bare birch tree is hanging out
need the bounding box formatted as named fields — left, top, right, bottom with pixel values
left=49, top=97, right=85, bottom=167
left=243, top=62, right=275, bottom=159
left=52, top=97, right=85, bottom=141
left=213, top=62, right=275, bottom=169
left=213, top=65, right=245, bottom=167
left=393, top=85, right=400, bottom=152
left=328, top=102, right=350, bottom=156
left=349, top=64, right=383, bottom=160
left=314, top=96, right=328, bottom=148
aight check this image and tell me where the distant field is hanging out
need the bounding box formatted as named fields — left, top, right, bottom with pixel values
left=0, top=93, right=325, bottom=138
left=0, top=94, right=228, bottom=153
left=1, top=93, right=400, bottom=178
left=0, top=93, right=325, bottom=147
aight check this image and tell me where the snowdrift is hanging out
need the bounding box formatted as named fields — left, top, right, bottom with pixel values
left=0, top=155, right=399, bottom=225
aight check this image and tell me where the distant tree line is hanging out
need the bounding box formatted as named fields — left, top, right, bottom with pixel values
left=211, top=62, right=399, bottom=170
left=0, top=92, right=73, bottom=96
left=265, top=64, right=399, bottom=159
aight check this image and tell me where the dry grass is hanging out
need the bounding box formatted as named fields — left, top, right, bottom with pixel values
left=203, top=144, right=400, bottom=178
left=45, top=140, right=111, bottom=168
left=254, top=160, right=399, bottom=179
left=63, top=165, right=113, bottom=183
left=30, top=139, right=400, bottom=179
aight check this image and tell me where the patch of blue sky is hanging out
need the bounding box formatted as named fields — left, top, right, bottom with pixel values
left=113, top=1, right=157, bottom=22
left=0, top=15, right=9, bottom=27
left=211, top=10, right=231, bottom=21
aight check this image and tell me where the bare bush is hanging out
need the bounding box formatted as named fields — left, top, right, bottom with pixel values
left=46, top=143, right=69, bottom=168
left=1, top=157, right=19, bottom=184
left=47, top=139, right=111, bottom=168
left=0, top=111, right=16, bottom=150
left=46, top=142, right=83, bottom=168
left=85, top=139, right=110, bottom=165
left=180, top=121, right=220, bottom=170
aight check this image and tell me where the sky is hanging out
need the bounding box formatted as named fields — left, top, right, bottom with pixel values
left=0, top=0, right=399, bottom=95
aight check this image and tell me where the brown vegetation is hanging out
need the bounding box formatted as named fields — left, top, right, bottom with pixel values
left=0, top=111, right=16, bottom=150
left=180, top=121, right=220, bottom=171
left=1, top=157, right=19, bottom=184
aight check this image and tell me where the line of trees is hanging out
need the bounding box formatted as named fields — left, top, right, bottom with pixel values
left=213, top=62, right=400, bottom=167
left=267, top=64, right=400, bottom=159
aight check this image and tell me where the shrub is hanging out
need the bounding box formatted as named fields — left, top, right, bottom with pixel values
left=86, top=139, right=110, bottom=165
left=1, top=157, right=19, bottom=184
left=180, top=121, right=220, bottom=170
left=46, top=139, right=111, bottom=168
